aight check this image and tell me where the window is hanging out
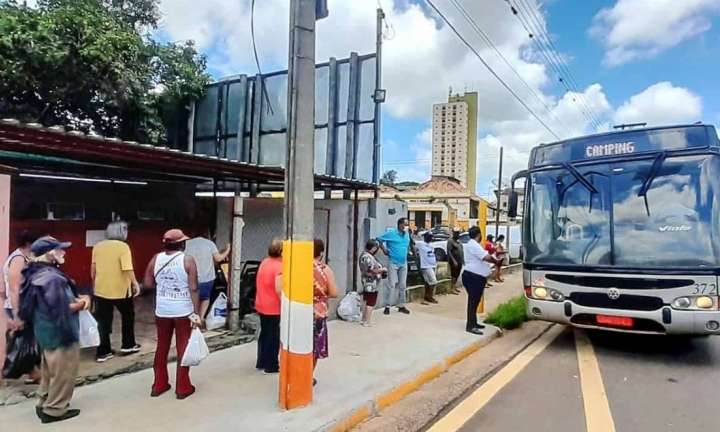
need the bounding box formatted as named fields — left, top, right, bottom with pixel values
left=46, top=203, right=85, bottom=221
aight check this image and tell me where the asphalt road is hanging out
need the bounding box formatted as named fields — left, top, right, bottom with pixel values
left=429, top=326, right=720, bottom=432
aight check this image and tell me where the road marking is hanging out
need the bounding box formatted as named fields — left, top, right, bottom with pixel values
left=426, top=325, right=565, bottom=432
left=574, top=329, right=617, bottom=432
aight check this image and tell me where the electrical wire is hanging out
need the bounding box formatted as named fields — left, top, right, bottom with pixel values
left=514, top=0, right=602, bottom=129
left=251, top=0, right=273, bottom=115
left=449, top=0, right=573, bottom=138
left=377, top=0, right=396, bottom=40
left=508, top=0, right=603, bottom=131
left=424, top=0, right=562, bottom=141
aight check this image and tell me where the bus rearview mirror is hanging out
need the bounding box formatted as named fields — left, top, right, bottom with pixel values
left=508, top=191, right=519, bottom=219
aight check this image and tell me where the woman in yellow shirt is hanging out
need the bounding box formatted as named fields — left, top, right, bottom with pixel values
left=91, top=221, right=141, bottom=363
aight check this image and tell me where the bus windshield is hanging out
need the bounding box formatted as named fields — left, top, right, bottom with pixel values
left=525, top=154, right=720, bottom=268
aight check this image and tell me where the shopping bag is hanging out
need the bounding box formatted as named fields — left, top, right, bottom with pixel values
left=3, top=327, right=41, bottom=379
left=337, top=292, right=362, bottom=322
left=78, top=310, right=100, bottom=348
left=180, top=328, right=209, bottom=367
left=205, top=293, right=227, bottom=331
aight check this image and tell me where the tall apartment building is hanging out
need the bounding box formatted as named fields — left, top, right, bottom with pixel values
left=431, top=91, right=478, bottom=194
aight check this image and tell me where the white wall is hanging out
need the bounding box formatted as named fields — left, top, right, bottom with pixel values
left=236, top=198, right=407, bottom=317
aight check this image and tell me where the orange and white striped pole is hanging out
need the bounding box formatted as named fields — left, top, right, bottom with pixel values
left=280, top=0, right=317, bottom=411
left=279, top=241, right=314, bottom=410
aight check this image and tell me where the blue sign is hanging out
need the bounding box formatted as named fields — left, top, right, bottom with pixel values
left=531, top=125, right=718, bottom=168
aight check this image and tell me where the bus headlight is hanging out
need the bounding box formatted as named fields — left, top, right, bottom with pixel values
left=696, top=296, right=714, bottom=309
left=532, top=287, right=564, bottom=301
left=533, top=287, right=548, bottom=299
left=549, top=290, right=565, bottom=301
left=672, top=297, right=692, bottom=309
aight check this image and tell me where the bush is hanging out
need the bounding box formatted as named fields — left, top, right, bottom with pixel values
left=484, top=296, right=528, bottom=330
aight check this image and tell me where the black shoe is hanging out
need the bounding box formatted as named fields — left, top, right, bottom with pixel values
left=120, top=344, right=141, bottom=355
left=40, top=409, right=81, bottom=424
left=398, top=307, right=411, bottom=315
left=151, top=385, right=172, bottom=397
left=96, top=351, right=115, bottom=363
left=476, top=324, right=486, bottom=329
left=383, top=307, right=390, bottom=315
left=428, top=298, right=439, bottom=304
left=35, top=406, right=42, bottom=419
left=264, top=369, right=279, bottom=374
left=466, top=327, right=484, bottom=335
left=176, top=386, right=196, bottom=400
left=313, top=379, right=317, bottom=387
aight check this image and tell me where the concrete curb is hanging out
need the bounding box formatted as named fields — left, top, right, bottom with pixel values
left=328, top=329, right=502, bottom=432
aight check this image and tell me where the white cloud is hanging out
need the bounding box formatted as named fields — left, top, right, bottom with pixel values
left=157, top=0, right=557, bottom=121
left=390, top=128, right=433, bottom=184
left=589, top=0, right=720, bottom=66
left=153, top=0, right=707, bottom=196
left=613, top=82, right=702, bottom=126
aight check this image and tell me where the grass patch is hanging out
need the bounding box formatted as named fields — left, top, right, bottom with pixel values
left=484, top=295, right=528, bottom=330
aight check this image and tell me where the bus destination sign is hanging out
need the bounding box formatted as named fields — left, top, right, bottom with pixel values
left=530, top=125, right=718, bottom=168
left=585, top=141, right=635, bottom=158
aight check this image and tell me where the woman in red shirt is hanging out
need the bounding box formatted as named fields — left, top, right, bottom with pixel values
left=255, top=239, right=283, bottom=374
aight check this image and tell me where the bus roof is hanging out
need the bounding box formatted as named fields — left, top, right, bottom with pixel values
left=530, top=124, right=718, bottom=168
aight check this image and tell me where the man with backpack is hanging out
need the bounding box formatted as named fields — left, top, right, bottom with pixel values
left=20, top=236, right=90, bottom=424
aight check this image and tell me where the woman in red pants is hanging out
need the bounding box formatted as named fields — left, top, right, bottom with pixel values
left=143, top=229, right=201, bottom=400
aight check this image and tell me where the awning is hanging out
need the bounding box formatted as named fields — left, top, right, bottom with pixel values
left=0, top=119, right=376, bottom=190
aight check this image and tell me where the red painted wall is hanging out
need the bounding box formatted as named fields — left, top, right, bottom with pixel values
left=9, top=177, right=199, bottom=291
left=9, top=220, right=195, bottom=289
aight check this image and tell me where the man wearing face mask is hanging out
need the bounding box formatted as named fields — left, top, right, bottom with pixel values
left=19, top=236, right=90, bottom=424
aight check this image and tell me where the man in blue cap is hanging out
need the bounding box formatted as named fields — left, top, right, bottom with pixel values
left=19, top=236, right=90, bottom=424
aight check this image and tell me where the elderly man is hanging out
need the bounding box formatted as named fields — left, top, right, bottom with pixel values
left=91, top=221, right=140, bottom=363
left=20, top=236, right=90, bottom=423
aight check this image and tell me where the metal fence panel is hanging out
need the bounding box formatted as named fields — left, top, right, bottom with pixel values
left=191, top=53, right=379, bottom=183
left=241, top=199, right=330, bottom=263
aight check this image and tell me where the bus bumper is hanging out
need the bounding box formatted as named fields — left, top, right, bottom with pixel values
left=526, top=297, right=720, bottom=335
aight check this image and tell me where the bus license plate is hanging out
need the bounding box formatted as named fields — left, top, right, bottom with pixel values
left=597, top=315, right=633, bottom=328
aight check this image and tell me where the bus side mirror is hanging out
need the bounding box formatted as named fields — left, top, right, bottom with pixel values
left=508, top=191, right=519, bottom=219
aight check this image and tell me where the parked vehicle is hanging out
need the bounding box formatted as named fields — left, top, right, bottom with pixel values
left=430, top=227, right=521, bottom=262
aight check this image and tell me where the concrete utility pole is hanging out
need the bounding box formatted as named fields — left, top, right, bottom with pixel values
left=494, top=146, right=503, bottom=238
left=279, top=0, right=318, bottom=411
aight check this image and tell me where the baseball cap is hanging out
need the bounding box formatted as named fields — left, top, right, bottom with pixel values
left=452, top=227, right=461, bottom=233
left=31, top=236, right=72, bottom=256
left=163, top=229, right=190, bottom=244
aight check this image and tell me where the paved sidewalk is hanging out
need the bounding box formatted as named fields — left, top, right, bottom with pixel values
left=2, top=272, right=524, bottom=431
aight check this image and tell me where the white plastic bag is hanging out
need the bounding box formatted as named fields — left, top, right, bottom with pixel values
left=205, top=293, right=227, bottom=331
left=337, top=292, right=362, bottom=322
left=78, top=311, right=100, bottom=348
left=181, top=328, right=209, bottom=367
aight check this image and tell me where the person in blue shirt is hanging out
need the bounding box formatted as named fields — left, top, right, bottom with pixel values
left=376, top=218, right=413, bottom=315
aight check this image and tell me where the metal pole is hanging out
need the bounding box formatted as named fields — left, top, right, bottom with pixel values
left=229, top=195, right=244, bottom=331
left=280, top=0, right=316, bottom=411
left=494, top=147, right=503, bottom=238
left=371, top=8, right=384, bottom=216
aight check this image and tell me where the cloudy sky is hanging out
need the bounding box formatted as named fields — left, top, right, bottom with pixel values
left=153, top=0, right=720, bottom=199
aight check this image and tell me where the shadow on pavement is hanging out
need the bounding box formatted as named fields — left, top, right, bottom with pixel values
left=587, top=330, right=717, bottom=368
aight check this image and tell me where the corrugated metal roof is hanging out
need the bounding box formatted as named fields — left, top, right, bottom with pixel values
left=0, top=119, right=376, bottom=190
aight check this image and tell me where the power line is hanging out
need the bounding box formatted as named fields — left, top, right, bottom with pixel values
left=512, top=0, right=602, bottom=129
left=508, top=0, right=603, bottom=131
left=449, top=0, right=573, bottom=138
left=425, top=0, right=562, bottom=141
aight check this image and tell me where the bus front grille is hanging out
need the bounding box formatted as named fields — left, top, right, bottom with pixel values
left=569, top=292, right=664, bottom=311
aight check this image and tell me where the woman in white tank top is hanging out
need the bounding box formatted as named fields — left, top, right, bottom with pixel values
left=143, top=229, right=200, bottom=400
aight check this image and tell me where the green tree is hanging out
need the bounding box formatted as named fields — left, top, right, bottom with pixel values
left=0, top=0, right=210, bottom=144
left=380, top=169, right=398, bottom=187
